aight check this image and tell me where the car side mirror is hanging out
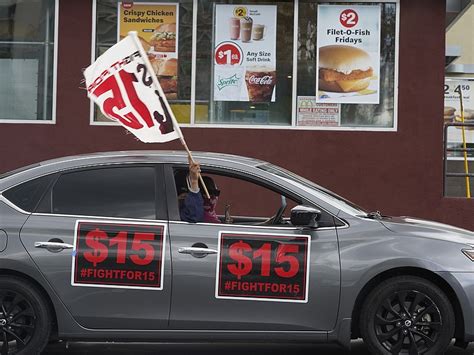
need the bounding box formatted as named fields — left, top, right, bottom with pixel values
left=290, top=205, right=321, bottom=228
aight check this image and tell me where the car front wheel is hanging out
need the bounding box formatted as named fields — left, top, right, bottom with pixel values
left=0, top=276, right=52, bottom=355
left=360, top=276, right=455, bottom=355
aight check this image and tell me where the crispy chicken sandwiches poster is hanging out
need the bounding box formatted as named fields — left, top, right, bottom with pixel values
left=316, top=5, right=381, bottom=104
left=118, top=2, right=179, bottom=100
left=213, top=5, right=277, bottom=102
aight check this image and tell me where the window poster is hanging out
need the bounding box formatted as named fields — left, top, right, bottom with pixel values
left=297, top=97, right=340, bottom=127
left=444, top=79, right=474, bottom=156
left=118, top=2, right=179, bottom=100
left=213, top=4, right=277, bottom=102
left=316, top=5, right=381, bottom=105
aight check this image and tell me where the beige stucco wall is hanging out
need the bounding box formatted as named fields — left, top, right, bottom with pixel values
left=446, top=6, right=474, bottom=78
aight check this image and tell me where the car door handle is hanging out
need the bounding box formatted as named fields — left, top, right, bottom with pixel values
left=34, top=242, right=74, bottom=250
left=178, top=247, right=218, bottom=255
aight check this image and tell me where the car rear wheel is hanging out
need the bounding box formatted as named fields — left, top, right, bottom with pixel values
left=360, top=276, right=455, bottom=355
left=0, top=277, right=51, bottom=355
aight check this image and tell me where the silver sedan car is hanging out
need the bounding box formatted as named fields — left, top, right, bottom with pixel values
left=0, top=151, right=472, bottom=355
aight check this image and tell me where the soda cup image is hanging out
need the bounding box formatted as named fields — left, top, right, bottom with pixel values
left=252, top=24, right=265, bottom=40
left=244, top=66, right=276, bottom=102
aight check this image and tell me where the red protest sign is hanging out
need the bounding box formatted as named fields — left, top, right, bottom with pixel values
left=72, top=220, right=166, bottom=290
left=216, top=232, right=310, bottom=302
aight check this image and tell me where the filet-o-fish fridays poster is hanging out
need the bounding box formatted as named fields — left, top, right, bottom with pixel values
left=213, top=5, right=277, bottom=102
left=118, top=2, right=179, bottom=100
left=316, top=5, right=381, bottom=104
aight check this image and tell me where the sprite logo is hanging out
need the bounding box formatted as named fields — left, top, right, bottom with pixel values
left=217, top=74, right=241, bottom=91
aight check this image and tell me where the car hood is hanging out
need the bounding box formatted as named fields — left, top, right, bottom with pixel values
left=380, top=216, right=474, bottom=246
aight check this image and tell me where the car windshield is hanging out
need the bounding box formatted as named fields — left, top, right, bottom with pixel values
left=257, top=163, right=368, bottom=216
left=0, top=163, right=41, bottom=180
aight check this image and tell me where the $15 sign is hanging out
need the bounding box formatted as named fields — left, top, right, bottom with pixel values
left=75, top=222, right=165, bottom=269
left=226, top=239, right=301, bottom=280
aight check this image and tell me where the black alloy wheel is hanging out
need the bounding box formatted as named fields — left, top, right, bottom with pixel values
left=0, top=277, right=51, bottom=355
left=360, top=276, right=455, bottom=355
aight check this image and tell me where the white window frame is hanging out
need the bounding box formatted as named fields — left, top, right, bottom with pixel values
left=90, top=0, right=399, bottom=132
left=0, top=0, right=59, bottom=125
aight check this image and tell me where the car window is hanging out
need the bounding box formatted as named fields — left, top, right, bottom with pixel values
left=173, top=168, right=335, bottom=227
left=207, top=173, right=298, bottom=221
left=41, top=166, right=157, bottom=219
left=2, top=174, right=56, bottom=212
left=258, top=163, right=367, bottom=216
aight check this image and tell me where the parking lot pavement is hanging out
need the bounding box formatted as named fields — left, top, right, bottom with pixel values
left=43, top=340, right=474, bottom=354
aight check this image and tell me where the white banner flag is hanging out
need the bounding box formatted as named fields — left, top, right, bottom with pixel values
left=84, top=32, right=181, bottom=143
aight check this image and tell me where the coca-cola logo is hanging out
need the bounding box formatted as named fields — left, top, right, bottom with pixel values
left=248, top=75, right=274, bottom=85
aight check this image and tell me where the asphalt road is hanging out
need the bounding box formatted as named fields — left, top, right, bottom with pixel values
left=43, top=340, right=474, bottom=354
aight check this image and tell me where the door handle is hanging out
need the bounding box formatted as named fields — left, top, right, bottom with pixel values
left=34, top=242, right=74, bottom=250
left=178, top=247, right=218, bottom=255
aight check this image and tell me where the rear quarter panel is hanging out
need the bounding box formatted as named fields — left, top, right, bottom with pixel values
left=0, top=200, right=84, bottom=337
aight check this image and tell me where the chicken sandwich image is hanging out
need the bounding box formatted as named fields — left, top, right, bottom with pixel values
left=150, top=23, right=176, bottom=52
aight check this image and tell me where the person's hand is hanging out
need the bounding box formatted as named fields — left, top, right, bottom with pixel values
left=188, top=157, right=200, bottom=192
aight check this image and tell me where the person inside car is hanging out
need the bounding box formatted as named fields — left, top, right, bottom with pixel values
left=175, top=158, right=203, bottom=223
left=175, top=159, right=221, bottom=223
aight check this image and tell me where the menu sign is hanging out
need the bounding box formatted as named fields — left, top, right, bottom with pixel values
left=118, top=2, right=179, bottom=100
left=444, top=79, right=474, bottom=152
left=213, top=5, right=277, bottom=102
left=316, top=5, right=381, bottom=104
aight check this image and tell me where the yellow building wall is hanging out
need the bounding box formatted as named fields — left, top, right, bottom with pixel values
left=446, top=6, right=474, bottom=78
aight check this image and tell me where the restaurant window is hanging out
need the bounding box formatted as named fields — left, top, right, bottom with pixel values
left=91, top=0, right=398, bottom=130
left=194, top=0, right=294, bottom=126
left=296, top=1, right=397, bottom=129
left=0, top=0, right=57, bottom=122
left=92, top=0, right=193, bottom=124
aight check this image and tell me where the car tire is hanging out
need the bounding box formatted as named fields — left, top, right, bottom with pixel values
left=360, top=276, right=455, bottom=355
left=0, top=276, right=52, bottom=355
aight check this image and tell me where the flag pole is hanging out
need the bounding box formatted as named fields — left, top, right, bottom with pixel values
left=129, top=31, right=210, bottom=198
left=459, top=87, right=471, bottom=198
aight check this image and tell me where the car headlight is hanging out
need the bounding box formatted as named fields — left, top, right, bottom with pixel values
left=462, top=245, right=474, bottom=261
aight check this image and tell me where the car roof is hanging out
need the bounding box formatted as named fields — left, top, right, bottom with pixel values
left=0, top=151, right=267, bottom=189
left=37, top=150, right=264, bottom=166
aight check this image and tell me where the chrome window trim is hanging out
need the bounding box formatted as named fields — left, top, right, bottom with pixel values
left=169, top=220, right=342, bottom=232
left=31, top=212, right=167, bottom=224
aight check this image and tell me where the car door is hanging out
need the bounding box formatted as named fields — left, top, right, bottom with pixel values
left=166, top=164, right=340, bottom=331
left=20, top=164, right=172, bottom=330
